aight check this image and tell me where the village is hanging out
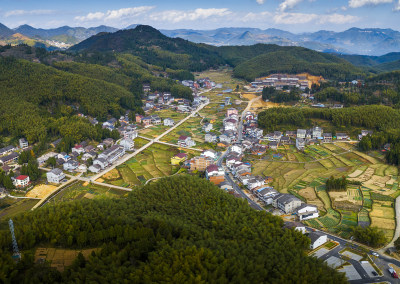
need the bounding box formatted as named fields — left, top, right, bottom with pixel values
left=1, top=69, right=399, bottom=281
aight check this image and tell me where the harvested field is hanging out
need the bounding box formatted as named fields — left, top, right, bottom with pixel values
left=348, top=170, right=363, bottom=178
left=26, top=184, right=57, bottom=199
left=298, top=187, right=325, bottom=210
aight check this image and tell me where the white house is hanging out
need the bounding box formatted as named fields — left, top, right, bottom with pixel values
left=178, top=136, right=196, bottom=148
left=63, top=160, right=79, bottom=171
left=205, top=133, right=217, bottom=143
left=89, top=164, right=102, bottom=173
left=164, top=118, right=175, bottom=126
left=312, top=127, right=323, bottom=139
left=93, top=158, right=108, bottom=169
left=296, top=204, right=319, bottom=221
left=247, top=176, right=265, bottom=190
left=77, top=164, right=88, bottom=173
left=296, top=138, right=306, bottom=151
left=46, top=168, right=65, bottom=184
left=255, top=188, right=279, bottom=205
left=72, top=145, right=85, bottom=154
left=19, top=138, right=28, bottom=149
left=283, top=222, right=307, bottom=234
left=297, top=129, right=306, bottom=139
left=13, top=175, right=30, bottom=188
left=119, top=139, right=135, bottom=151
left=309, top=232, right=328, bottom=250
left=202, top=123, right=213, bottom=133
left=201, top=149, right=217, bottom=160
left=231, top=144, right=243, bottom=155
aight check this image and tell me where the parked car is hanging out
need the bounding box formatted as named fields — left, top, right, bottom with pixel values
left=372, top=252, right=379, bottom=257
left=372, top=271, right=378, bottom=276
left=389, top=267, right=398, bottom=278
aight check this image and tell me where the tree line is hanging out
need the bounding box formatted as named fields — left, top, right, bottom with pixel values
left=0, top=176, right=347, bottom=283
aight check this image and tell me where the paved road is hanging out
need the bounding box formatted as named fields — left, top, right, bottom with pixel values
left=89, top=102, right=209, bottom=182
left=238, top=96, right=261, bottom=141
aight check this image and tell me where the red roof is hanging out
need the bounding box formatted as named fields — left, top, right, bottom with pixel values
left=206, top=164, right=219, bottom=172
left=15, top=175, right=29, bottom=180
left=175, top=153, right=187, bottom=158
left=178, top=135, right=188, bottom=140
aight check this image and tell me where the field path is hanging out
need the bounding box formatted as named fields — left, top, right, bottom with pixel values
left=381, top=196, right=400, bottom=252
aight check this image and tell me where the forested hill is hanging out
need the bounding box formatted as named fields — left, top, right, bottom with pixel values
left=69, top=25, right=225, bottom=71
left=0, top=176, right=346, bottom=283
left=0, top=56, right=141, bottom=143
left=231, top=47, right=365, bottom=81
left=69, top=25, right=365, bottom=80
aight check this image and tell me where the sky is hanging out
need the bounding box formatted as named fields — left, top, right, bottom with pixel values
left=0, top=0, right=399, bottom=32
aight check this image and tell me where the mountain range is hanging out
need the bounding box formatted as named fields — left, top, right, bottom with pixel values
left=0, top=22, right=400, bottom=56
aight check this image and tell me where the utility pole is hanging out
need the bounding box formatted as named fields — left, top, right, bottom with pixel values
left=8, top=219, right=21, bottom=261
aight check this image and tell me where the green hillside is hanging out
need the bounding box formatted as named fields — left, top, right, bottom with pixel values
left=0, top=56, right=141, bottom=143
left=0, top=176, right=346, bottom=283
left=374, top=60, right=400, bottom=73
left=233, top=48, right=365, bottom=81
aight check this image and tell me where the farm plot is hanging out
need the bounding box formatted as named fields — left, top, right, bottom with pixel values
left=162, top=116, right=205, bottom=144
left=0, top=197, right=39, bottom=221
left=298, top=187, right=325, bottom=210
left=369, top=201, right=395, bottom=240
left=329, top=187, right=362, bottom=211
left=321, top=143, right=348, bottom=154
left=358, top=208, right=370, bottom=227
left=104, top=144, right=181, bottom=187
left=50, top=182, right=127, bottom=203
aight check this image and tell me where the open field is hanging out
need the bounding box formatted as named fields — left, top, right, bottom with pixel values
left=195, top=67, right=245, bottom=91
left=161, top=116, right=206, bottom=145
left=35, top=247, right=99, bottom=272
left=254, top=142, right=399, bottom=242
left=26, top=184, right=57, bottom=199
left=50, top=182, right=127, bottom=203
left=102, top=143, right=185, bottom=187
left=0, top=197, right=39, bottom=222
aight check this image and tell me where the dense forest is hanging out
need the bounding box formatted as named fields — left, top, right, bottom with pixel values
left=257, top=105, right=400, bottom=132
left=326, top=176, right=348, bottom=191
left=0, top=176, right=346, bottom=283
left=232, top=48, right=365, bottom=81
left=261, top=86, right=300, bottom=103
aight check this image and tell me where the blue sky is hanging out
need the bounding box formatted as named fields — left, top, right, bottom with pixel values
left=0, top=0, right=399, bottom=32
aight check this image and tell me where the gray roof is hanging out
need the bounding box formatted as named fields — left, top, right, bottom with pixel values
left=309, top=231, right=326, bottom=244
left=50, top=168, right=63, bottom=175
left=296, top=203, right=317, bottom=212
left=276, top=194, right=301, bottom=205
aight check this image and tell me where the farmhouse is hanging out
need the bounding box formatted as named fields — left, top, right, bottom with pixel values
left=205, top=165, right=225, bottom=185
left=255, top=188, right=279, bottom=205
left=205, top=133, right=217, bottom=143
left=164, top=118, right=175, bottom=126
left=269, top=141, right=279, bottom=150
left=89, top=164, right=102, bottom=173
left=190, top=156, right=213, bottom=171
left=202, top=123, right=213, bottom=133
left=297, top=129, right=306, bottom=139
left=178, top=136, right=196, bottom=148
left=296, top=138, right=306, bottom=151
left=13, top=175, right=30, bottom=188
left=0, top=145, right=16, bottom=156
left=0, top=152, right=19, bottom=165
left=247, top=176, right=265, bottom=190
left=283, top=222, right=307, bottom=234
left=19, top=138, right=28, bottom=149
left=119, top=139, right=135, bottom=151
left=336, top=133, right=349, bottom=140
left=171, top=153, right=187, bottom=165
left=98, top=145, right=125, bottom=164
left=93, top=158, right=108, bottom=169
left=63, top=160, right=79, bottom=171
left=227, top=108, right=238, bottom=117
left=273, top=193, right=303, bottom=214
left=72, top=145, right=85, bottom=154
left=46, top=168, right=65, bottom=184
left=323, top=133, right=332, bottom=143
left=309, top=232, right=328, bottom=250
left=295, top=204, right=319, bottom=221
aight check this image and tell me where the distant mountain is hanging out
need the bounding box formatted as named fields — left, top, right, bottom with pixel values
left=14, top=24, right=118, bottom=44
left=334, top=52, right=400, bottom=72
left=161, top=27, right=400, bottom=56
left=0, top=23, right=14, bottom=39
left=69, top=25, right=225, bottom=71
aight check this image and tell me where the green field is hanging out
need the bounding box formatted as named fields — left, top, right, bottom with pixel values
left=254, top=142, right=398, bottom=242
left=102, top=143, right=185, bottom=187
left=0, top=197, right=39, bottom=222
left=49, top=182, right=128, bottom=203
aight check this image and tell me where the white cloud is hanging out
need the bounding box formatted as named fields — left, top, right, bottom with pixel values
left=256, top=0, right=265, bottom=4
left=318, top=13, right=359, bottom=24
left=75, top=6, right=155, bottom=22
left=278, top=0, right=303, bottom=12
left=273, top=12, right=317, bottom=24
left=348, top=0, right=393, bottom=8
left=149, top=8, right=231, bottom=23
left=394, top=0, right=400, bottom=10
left=4, top=9, right=56, bottom=17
